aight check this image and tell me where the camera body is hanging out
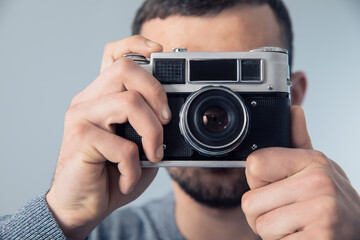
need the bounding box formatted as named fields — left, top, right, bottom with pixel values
left=117, top=47, right=291, bottom=167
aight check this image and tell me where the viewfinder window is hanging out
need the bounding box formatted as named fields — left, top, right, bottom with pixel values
left=190, top=59, right=238, bottom=82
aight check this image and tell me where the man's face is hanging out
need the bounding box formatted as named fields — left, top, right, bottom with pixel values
left=140, top=4, right=284, bottom=208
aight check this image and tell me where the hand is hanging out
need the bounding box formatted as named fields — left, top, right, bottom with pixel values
left=46, top=35, right=168, bottom=239
left=242, top=106, right=360, bottom=240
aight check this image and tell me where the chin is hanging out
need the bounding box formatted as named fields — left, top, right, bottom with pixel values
left=167, top=167, right=250, bottom=209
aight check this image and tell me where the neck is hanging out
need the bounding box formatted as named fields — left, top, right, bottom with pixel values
left=172, top=181, right=258, bottom=240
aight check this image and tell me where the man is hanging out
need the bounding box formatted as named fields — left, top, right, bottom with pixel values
left=1, top=0, right=359, bottom=239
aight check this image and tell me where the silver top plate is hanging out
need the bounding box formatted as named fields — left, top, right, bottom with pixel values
left=139, top=49, right=290, bottom=94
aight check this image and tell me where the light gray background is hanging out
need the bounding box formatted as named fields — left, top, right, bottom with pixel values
left=0, top=0, right=359, bottom=215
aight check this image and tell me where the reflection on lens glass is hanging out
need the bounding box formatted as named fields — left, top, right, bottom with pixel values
left=202, top=106, right=229, bottom=133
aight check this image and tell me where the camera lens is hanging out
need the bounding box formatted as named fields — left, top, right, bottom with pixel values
left=179, top=86, right=249, bottom=157
left=202, top=106, right=229, bottom=133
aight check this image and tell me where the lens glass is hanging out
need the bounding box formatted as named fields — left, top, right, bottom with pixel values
left=180, top=87, right=249, bottom=156
left=202, top=106, right=229, bottom=133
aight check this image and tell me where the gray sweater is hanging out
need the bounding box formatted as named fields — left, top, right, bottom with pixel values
left=0, top=192, right=185, bottom=240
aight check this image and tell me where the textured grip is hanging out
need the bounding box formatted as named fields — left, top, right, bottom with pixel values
left=116, top=93, right=290, bottom=161
left=236, top=96, right=291, bottom=158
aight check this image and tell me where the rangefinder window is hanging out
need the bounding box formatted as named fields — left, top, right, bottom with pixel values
left=189, top=59, right=238, bottom=82
left=240, top=59, right=262, bottom=82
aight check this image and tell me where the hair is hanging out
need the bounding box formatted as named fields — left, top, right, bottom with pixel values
left=132, top=0, right=294, bottom=69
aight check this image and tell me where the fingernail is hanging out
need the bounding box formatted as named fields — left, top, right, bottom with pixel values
left=146, top=40, right=160, bottom=48
left=156, top=145, right=164, bottom=160
left=162, top=105, right=172, bottom=121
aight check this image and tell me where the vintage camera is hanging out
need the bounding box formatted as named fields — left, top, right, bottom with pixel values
left=117, top=47, right=291, bottom=167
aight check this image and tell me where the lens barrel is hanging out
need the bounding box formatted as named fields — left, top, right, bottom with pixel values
left=179, top=86, right=249, bottom=157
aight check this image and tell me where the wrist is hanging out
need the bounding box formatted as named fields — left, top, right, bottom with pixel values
left=46, top=190, right=99, bottom=240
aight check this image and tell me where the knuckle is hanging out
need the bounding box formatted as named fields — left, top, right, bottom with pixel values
left=152, top=123, right=163, bottom=140
left=107, top=57, right=135, bottom=79
left=70, top=93, right=81, bottom=105
left=125, top=141, right=139, bottom=160
left=64, top=105, right=74, bottom=118
left=308, top=170, right=337, bottom=195
left=151, top=81, right=166, bottom=100
left=117, top=55, right=134, bottom=66
left=71, top=121, right=92, bottom=139
left=115, top=57, right=135, bottom=72
left=311, top=150, right=331, bottom=167
left=111, top=92, right=125, bottom=105
left=123, top=91, right=143, bottom=108
left=64, top=104, right=81, bottom=123
left=241, top=191, right=255, bottom=215
left=63, top=121, right=93, bottom=150
left=103, top=41, right=114, bottom=53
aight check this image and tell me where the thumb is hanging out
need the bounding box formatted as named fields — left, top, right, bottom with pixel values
left=291, top=105, right=313, bottom=149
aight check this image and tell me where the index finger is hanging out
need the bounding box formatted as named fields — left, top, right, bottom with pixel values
left=101, top=35, right=163, bottom=72
left=74, top=58, right=171, bottom=124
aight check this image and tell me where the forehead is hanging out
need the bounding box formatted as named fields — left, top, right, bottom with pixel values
left=140, top=4, right=283, bottom=52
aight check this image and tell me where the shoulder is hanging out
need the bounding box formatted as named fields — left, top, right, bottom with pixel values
left=89, top=192, right=183, bottom=240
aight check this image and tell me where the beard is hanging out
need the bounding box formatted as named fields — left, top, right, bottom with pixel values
left=167, top=167, right=250, bottom=209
